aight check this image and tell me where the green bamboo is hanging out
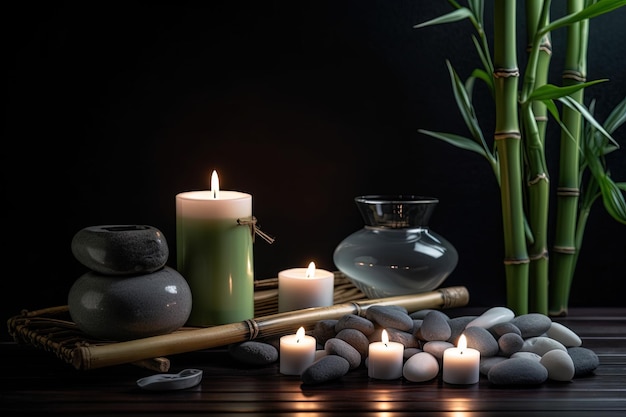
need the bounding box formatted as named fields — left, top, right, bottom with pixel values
left=549, top=0, right=588, bottom=316
left=523, top=0, right=552, bottom=314
left=494, top=0, right=529, bottom=315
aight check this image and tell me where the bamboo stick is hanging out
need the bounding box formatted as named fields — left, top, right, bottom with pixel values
left=71, top=286, right=469, bottom=370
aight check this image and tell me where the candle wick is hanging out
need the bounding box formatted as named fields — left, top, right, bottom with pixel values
left=213, top=190, right=217, bottom=199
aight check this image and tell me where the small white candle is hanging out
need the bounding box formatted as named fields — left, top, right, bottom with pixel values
left=367, top=329, right=404, bottom=380
left=279, top=326, right=316, bottom=375
left=278, top=262, right=334, bottom=312
left=442, top=334, right=480, bottom=384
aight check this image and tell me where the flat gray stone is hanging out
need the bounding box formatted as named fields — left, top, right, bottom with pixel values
left=72, top=225, right=169, bottom=275
left=324, top=338, right=361, bottom=370
left=540, top=349, right=575, bottom=381
left=365, top=305, right=413, bottom=331
left=336, top=328, right=370, bottom=359
left=420, top=310, right=452, bottom=341
left=488, top=322, right=522, bottom=339
left=510, top=313, right=553, bottom=338
left=464, top=326, right=499, bottom=357
left=521, top=336, right=567, bottom=356
left=313, top=320, right=338, bottom=346
left=498, top=332, right=524, bottom=357
left=301, top=355, right=350, bottom=385
left=488, top=357, right=548, bottom=385
left=228, top=341, right=278, bottom=365
left=567, top=347, right=600, bottom=377
left=447, top=316, right=476, bottom=343
left=335, top=314, right=375, bottom=336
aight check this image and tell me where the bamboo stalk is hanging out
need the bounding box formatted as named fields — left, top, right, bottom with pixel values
left=549, top=0, right=587, bottom=316
left=493, top=0, right=529, bottom=315
left=71, top=286, right=469, bottom=370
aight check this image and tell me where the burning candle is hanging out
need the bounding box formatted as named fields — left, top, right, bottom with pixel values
left=176, top=170, right=254, bottom=326
left=442, top=334, right=480, bottom=384
left=279, top=326, right=317, bottom=375
left=367, top=329, right=404, bottom=380
left=278, top=262, right=334, bottom=312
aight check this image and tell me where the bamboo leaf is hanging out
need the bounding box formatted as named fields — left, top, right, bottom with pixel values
left=558, top=95, right=617, bottom=146
left=413, top=8, right=473, bottom=29
left=446, top=60, right=486, bottom=145
left=597, top=175, right=626, bottom=224
left=468, top=68, right=493, bottom=94
left=526, top=80, right=607, bottom=102
left=542, top=99, right=577, bottom=143
left=418, top=129, right=490, bottom=157
left=541, top=0, right=626, bottom=35
left=603, top=95, right=626, bottom=134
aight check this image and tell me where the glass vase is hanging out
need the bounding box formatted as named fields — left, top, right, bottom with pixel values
left=333, top=195, right=458, bottom=298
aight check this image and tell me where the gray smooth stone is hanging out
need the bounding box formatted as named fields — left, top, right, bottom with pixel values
left=480, top=356, right=508, bottom=375
left=336, top=328, right=370, bottom=359
left=420, top=310, right=452, bottom=341
left=301, top=355, right=350, bottom=385
left=228, top=341, right=278, bottom=365
left=540, top=349, right=575, bottom=381
left=487, top=357, right=549, bottom=385
left=510, top=313, right=553, bottom=338
left=464, top=326, right=499, bottom=357
left=386, top=328, right=421, bottom=348
left=447, top=316, right=476, bottom=343
left=314, top=320, right=338, bottom=345
left=68, top=266, right=191, bottom=341
left=365, top=305, right=413, bottom=331
left=488, top=322, right=522, bottom=339
left=72, top=225, right=169, bottom=275
left=324, top=338, right=362, bottom=370
left=422, top=341, right=454, bottom=361
left=521, top=336, right=567, bottom=356
left=335, top=314, right=376, bottom=336
left=567, top=347, right=600, bottom=377
left=498, top=332, right=524, bottom=357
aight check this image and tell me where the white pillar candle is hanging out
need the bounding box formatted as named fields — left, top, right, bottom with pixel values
left=442, top=334, right=480, bottom=384
left=278, top=262, right=334, bottom=312
left=367, top=329, right=404, bottom=380
left=176, top=170, right=254, bottom=326
left=279, top=327, right=317, bottom=375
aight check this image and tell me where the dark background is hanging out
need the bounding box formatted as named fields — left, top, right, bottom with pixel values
left=4, top=1, right=625, bottom=340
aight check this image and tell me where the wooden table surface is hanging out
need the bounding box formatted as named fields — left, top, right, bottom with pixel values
left=2, top=307, right=625, bottom=416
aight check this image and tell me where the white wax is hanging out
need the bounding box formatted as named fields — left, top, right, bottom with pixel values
left=368, top=334, right=404, bottom=380
left=278, top=267, right=334, bottom=312
left=279, top=329, right=317, bottom=375
left=175, top=191, right=251, bottom=219
left=442, top=337, right=480, bottom=384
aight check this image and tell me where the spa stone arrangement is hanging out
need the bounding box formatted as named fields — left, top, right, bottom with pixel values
left=229, top=305, right=599, bottom=386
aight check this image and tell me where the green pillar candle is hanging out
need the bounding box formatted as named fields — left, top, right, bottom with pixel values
left=176, top=184, right=253, bottom=326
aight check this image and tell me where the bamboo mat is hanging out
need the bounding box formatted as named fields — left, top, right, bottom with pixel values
left=7, top=272, right=366, bottom=371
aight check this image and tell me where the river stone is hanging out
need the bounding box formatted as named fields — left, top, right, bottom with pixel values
left=301, top=355, right=350, bottom=385
left=510, top=313, right=553, bottom=338
left=498, top=332, right=524, bottom=357
left=487, top=357, right=549, bottom=385
left=447, top=316, right=476, bottom=343
left=488, top=322, right=522, bottom=339
left=324, top=338, right=361, bottom=370
left=521, top=336, right=567, bottom=356
left=480, top=356, right=508, bottom=375
left=463, top=326, right=499, bottom=357
left=403, top=352, right=440, bottom=382
left=420, top=310, right=452, bottom=341
left=466, top=306, right=515, bottom=329
left=567, top=347, right=600, bottom=376
left=228, top=341, right=278, bottom=365
left=546, top=322, right=582, bottom=347
left=335, top=314, right=375, bottom=336
left=511, top=351, right=542, bottom=362
left=365, top=305, right=413, bottom=331
left=422, top=341, right=454, bottom=361
left=409, top=309, right=441, bottom=320
left=387, top=328, right=421, bottom=348
left=403, top=347, right=422, bottom=360
left=72, top=225, right=169, bottom=275
left=540, top=349, right=575, bottom=381
left=336, top=328, right=370, bottom=359
left=313, top=319, right=338, bottom=346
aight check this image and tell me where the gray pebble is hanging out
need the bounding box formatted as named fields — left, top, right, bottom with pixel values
left=546, top=322, right=582, bottom=347
left=301, top=355, right=350, bottom=385
left=386, top=328, right=421, bottom=348
left=335, top=314, right=375, bottom=336
left=480, top=356, right=508, bottom=375
left=521, top=336, right=567, bottom=356
left=72, top=225, right=169, bottom=275
left=365, top=305, right=413, bottom=331
left=567, top=347, right=600, bottom=377
left=324, top=338, right=361, bottom=370
left=488, top=322, right=522, bottom=339
left=411, top=319, right=423, bottom=337
left=488, top=357, right=549, bottom=385
left=511, top=351, right=542, bottom=362
left=409, top=309, right=448, bottom=320
left=447, top=316, right=476, bottom=343
left=314, top=320, right=338, bottom=345
left=228, top=341, right=278, bottom=365
left=510, top=313, right=553, bottom=338
left=463, top=326, right=499, bottom=357
left=420, top=310, right=452, bottom=341
left=403, top=347, right=422, bottom=360
left=336, top=328, right=370, bottom=359
left=498, top=332, right=524, bottom=357
left=540, top=349, right=575, bottom=381
left=422, top=341, right=454, bottom=361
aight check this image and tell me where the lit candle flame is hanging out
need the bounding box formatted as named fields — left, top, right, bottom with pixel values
left=458, top=333, right=467, bottom=352
left=305, top=261, right=316, bottom=278
left=210, top=170, right=220, bottom=199
left=296, top=326, right=305, bottom=343
left=381, top=329, right=389, bottom=346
